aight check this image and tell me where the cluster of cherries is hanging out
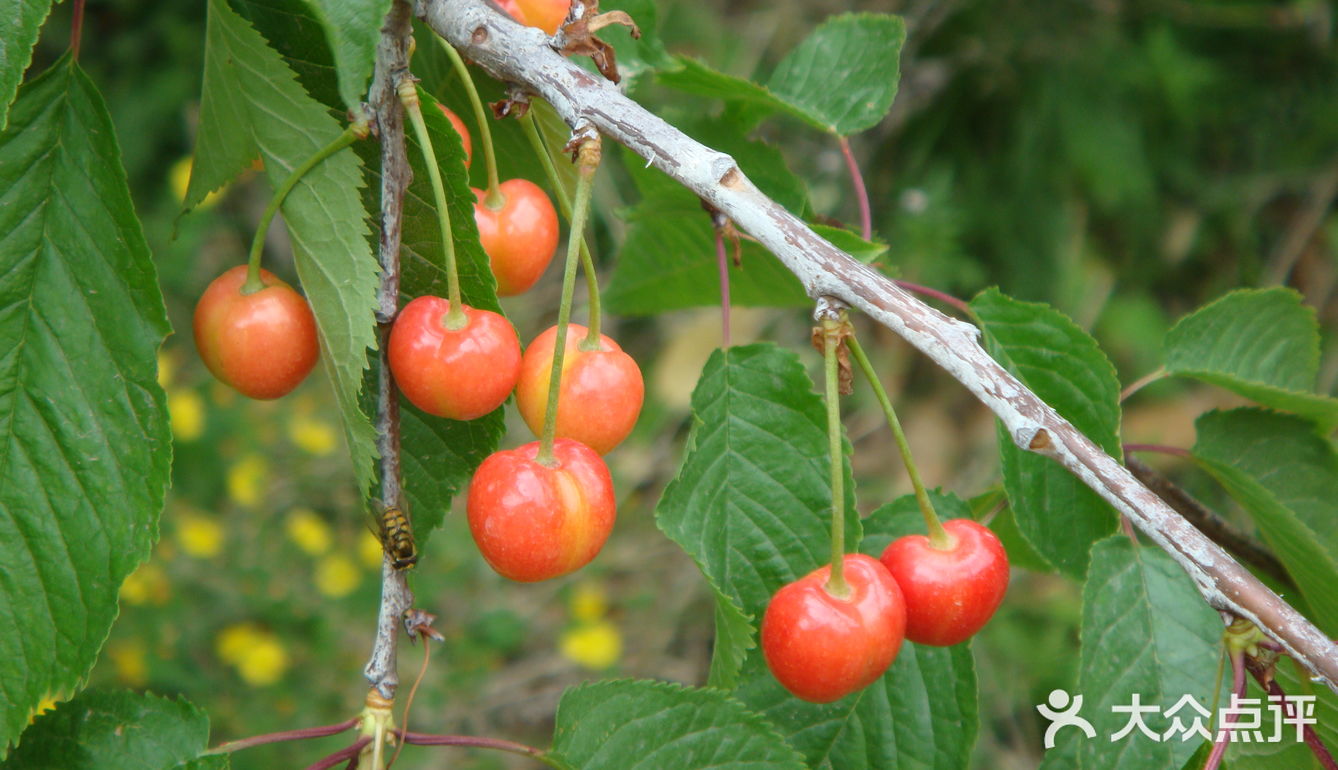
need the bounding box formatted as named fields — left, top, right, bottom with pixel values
left=762, top=519, right=1009, bottom=703
left=193, top=54, right=643, bottom=587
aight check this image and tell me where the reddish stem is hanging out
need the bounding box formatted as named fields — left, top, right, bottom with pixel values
left=207, top=718, right=360, bottom=755
left=715, top=223, right=732, bottom=347
left=70, top=0, right=86, bottom=60
left=1204, top=648, right=1247, bottom=770
left=1242, top=661, right=1338, bottom=770
left=401, top=732, right=553, bottom=763
left=893, top=280, right=971, bottom=315
left=1123, top=443, right=1192, bottom=459
left=838, top=136, right=872, bottom=241
left=303, top=736, right=372, bottom=770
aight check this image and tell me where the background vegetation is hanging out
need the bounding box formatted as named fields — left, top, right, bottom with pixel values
left=24, top=0, right=1338, bottom=766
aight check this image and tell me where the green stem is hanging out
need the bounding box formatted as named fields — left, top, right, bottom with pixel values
left=245, top=123, right=364, bottom=293
left=847, top=334, right=950, bottom=549
left=400, top=79, right=466, bottom=328
left=822, top=318, right=849, bottom=598
left=437, top=38, right=503, bottom=209
left=519, top=112, right=602, bottom=347
left=535, top=139, right=599, bottom=466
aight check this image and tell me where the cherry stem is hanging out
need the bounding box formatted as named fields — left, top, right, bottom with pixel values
left=203, top=718, right=360, bottom=755
left=388, top=639, right=433, bottom=768
left=399, top=78, right=466, bottom=327
left=847, top=333, right=950, bottom=548
left=837, top=136, right=872, bottom=242
left=821, top=317, right=850, bottom=597
left=1203, top=647, right=1247, bottom=770
left=714, top=219, right=732, bottom=347
left=303, top=736, right=372, bottom=770
left=1119, top=367, right=1168, bottom=403
left=893, top=280, right=972, bottom=316
left=518, top=111, right=602, bottom=346
left=438, top=39, right=503, bottom=208
left=1252, top=669, right=1338, bottom=769
left=70, top=0, right=86, bottom=60
left=536, top=136, right=600, bottom=467
left=400, top=732, right=560, bottom=766
left=1123, top=443, right=1192, bottom=459
left=245, top=122, right=365, bottom=294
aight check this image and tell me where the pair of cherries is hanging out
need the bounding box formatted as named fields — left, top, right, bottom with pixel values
left=762, top=519, right=1009, bottom=703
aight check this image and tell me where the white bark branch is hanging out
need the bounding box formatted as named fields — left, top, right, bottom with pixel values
left=419, top=0, right=1338, bottom=692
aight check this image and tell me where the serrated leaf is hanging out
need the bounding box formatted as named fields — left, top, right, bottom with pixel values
left=1053, top=538, right=1226, bottom=770
left=708, top=596, right=755, bottom=690
left=352, top=87, right=504, bottom=533
left=0, top=56, right=171, bottom=752
left=605, top=150, right=809, bottom=315
left=600, top=0, right=672, bottom=88
left=656, top=345, right=859, bottom=686
left=736, top=499, right=978, bottom=770
left=194, top=0, right=379, bottom=496
left=1193, top=408, right=1338, bottom=637
left=303, top=0, right=393, bottom=109
left=1165, top=288, right=1338, bottom=430
left=1, top=691, right=212, bottom=769
left=550, top=680, right=806, bottom=770
left=656, top=56, right=797, bottom=124
left=767, top=14, right=906, bottom=136
left=736, top=644, right=977, bottom=770
left=972, top=288, right=1121, bottom=579
left=231, top=0, right=343, bottom=110
left=0, top=0, right=55, bottom=132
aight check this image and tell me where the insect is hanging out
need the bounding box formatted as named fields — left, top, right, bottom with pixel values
left=368, top=500, right=418, bottom=570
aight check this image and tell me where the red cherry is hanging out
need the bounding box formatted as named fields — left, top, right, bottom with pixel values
left=761, top=554, right=906, bottom=703
left=515, top=324, right=644, bottom=455
left=467, top=438, right=616, bottom=582
left=879, top=518, right=1009, bottom=646
left=472, top=180, right=559, bottom=297
left=436, top=104, right=472, bottom=168
left=193, top=265, right=319, bottom=400
left=387, top=295, right=521, bottom=420
left=512, top=0, right=571, bottom=34
left=495, top=0, right=525, bottom=23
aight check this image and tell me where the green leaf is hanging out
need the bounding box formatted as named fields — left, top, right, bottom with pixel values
left=351, top=86, right=504, bottom=534
left=0, top=0, right=55, bottom=132
left=735, top=496, right=981, bottom=770
left=656, top=345, right=859, bottom=686
left=736, top=643, right=977, bottom=770
left=810, top=224, right=888, bottom=264
left=605, top=151, right=809, bottom=315
left=194, top=0, right=379, bottom=496
left=601, top=0, right=673, bottom=87
left=302, top=0, right=392, bottom=109
left=1, top=691, right=213, bottom=769
left=972, top=288, right=1121, bottom=579
left=767, top=14, right=906, bottom=136
left=549, top=680, right=805, bottom=770
left=707, top=597, right=755, bottom=690
left=0, top=55, right=171, bottom=752
left=1055, top=537, right=1225, bottom=770
left=1193, top=408, right=1338, bottom=637
left=656, top=56, right=796, bottom=123
left=1164, top=288, right=1338, bottom=430
left=1229, top=655, right=1338, bottom=769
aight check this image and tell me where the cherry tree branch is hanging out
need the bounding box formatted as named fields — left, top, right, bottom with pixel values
left=364, top=0, right=416, bottom=700
left=417, top=0, right=1338, bottom=693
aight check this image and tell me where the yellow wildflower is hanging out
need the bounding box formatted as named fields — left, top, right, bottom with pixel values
left=227, top=454, right=268, bottom=508
left=236, top=633, right=289, bottom=686
left=168, top=389, right=206, bottom=442
left=559, top=620, right=622, bottom=670
left=156, top=351, right=175, bottom=388
left=315, top=554, right=360, bottom=598
left=285, top=508, right=332, bottom=555
left=176, top=513, right=224, bottom=558
left=216, top=622, right=262, bottom=665
left=108, top=639, right=148, bottom=687
left=121, top=562, right=170, bottom=606
left=288, top=413, right=338, bottom=456
left=568, top=581, right=608, bottom=623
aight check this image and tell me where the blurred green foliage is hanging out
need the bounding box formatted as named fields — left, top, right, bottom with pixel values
left=24, top=0, right=1336, bottom=767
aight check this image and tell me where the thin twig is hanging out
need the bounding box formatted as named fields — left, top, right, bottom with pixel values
left=402, top=732, right=557, bottom=765
left=1264, top=156, right=1338, bottom=286
left=204, top=718, right=359, bottom=755
left=420, top=0, right=1338, bottom=693
left=1243, top=657, right=1338, bottom=770
left=1126, top=457, right=1294, bottom=591
left=714, top=216, right=732, bottom=347
left=304, top=737, right=373, bottom=770
left=364, top=0, right=416, bottom=701
left=837, top=136, right=872, bottom=241
left=70, top=0, right=86, bottom=60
